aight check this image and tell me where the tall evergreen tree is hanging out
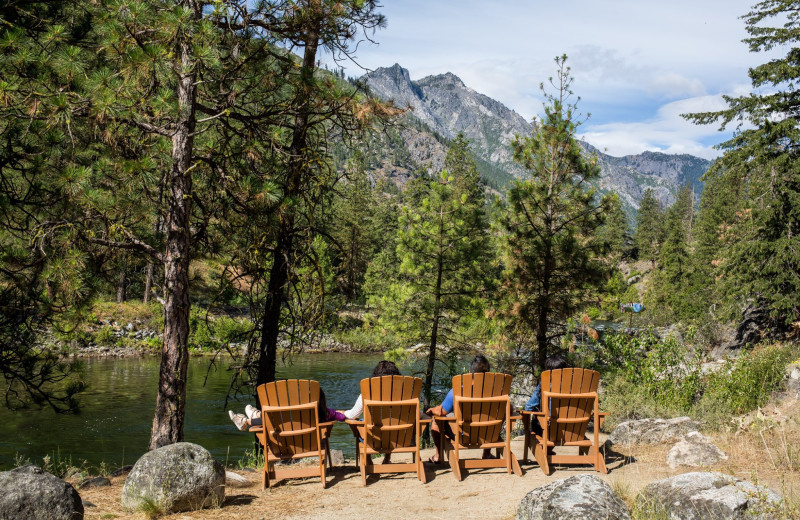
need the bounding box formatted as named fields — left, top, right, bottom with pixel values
left=685, top=0, right=800, bottom=324
left=635, top=189, right=665, bottom=266
left=496, top=56, right=609, bottom=372
left=367, top=157, right=490, bottom=407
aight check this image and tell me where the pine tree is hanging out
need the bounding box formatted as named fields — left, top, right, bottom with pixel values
left=367, top=163, right=490, bottom=407
left=635, top=189, right=665, bottom=266
left=685, top=0, right=800, bottom=324
left=597, top=192, right=629, bottom=260
left=496, top=56, right=609, bottom=372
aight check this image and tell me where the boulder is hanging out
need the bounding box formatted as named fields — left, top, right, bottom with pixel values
left=121, top=442, right=225, bottom=515
left=636, top=472, right=781, bottom=519
left=666, top=431, right=727, bottom=469
left=517, top=474, right=630, bottom=520
left=0, top=465, right=83, bottom=520
left=607, top=417, right=701, bottom=446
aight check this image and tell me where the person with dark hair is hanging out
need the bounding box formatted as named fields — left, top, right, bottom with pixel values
left=523, top=353, right=569, bottom=436
left=228, top=388, right=345, bottom=431
left=426, top=354, right=493, bottom=464
left=523, top=353, right=568, bottom=412
left=338, top=360, right=401, bottom=420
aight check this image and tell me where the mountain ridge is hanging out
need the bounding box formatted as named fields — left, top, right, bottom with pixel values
left=363, top=63, right=712, bottom=212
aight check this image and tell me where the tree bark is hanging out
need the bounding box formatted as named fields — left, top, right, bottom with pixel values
left=116, top=268, right=127, bottom=304
left=256, top=29, right=319, bottom=388
left=149, top=7, right=197, bottom=449
left=143, top=262, right=154, bottom=303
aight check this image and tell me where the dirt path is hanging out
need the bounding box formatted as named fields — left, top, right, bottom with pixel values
left=77, top=437, right=730, bottom=520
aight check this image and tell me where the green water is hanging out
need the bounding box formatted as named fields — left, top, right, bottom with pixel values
left=0, top=353, right=383, bottom=470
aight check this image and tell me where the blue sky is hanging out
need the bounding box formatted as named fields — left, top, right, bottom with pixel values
left=327, top=0, right=771, bottom=159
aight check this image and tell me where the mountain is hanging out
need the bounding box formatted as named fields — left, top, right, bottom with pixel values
left=362, top=64, right=713, bottom=213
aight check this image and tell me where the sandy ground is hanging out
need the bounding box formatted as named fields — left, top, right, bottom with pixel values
left=76, top=432, right=788, bottom=520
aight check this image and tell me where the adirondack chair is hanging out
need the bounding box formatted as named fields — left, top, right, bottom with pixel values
left=345, top=375, right=430, bottom=485
left=251, top=379, right=334, bottom=489
left=438, top=372, right=523, bottom=481
left=521, top=368, right=608, bottom=475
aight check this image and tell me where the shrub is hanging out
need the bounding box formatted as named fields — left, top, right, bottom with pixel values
left=697, top=342, right=800, bottom=423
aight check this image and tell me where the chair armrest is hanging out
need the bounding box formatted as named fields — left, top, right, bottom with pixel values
left=510, top=414, right=522, bottom=421
left=345, top=419, right=364, bottom=426
left=419, top=418, right=433, bottom=425
left=432, top=415, right=456, bottom=422
left=248, top=426, right=263, bottom=433
left=520, top=410, right=535, bottom=416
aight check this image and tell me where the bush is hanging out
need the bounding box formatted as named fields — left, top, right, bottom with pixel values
left=696, top=342, right=800, bottom=424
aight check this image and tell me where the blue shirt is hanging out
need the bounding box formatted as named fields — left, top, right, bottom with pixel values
left=524, top=384, right=541, bottom=412
left=441, top=389, right=454, bottom=414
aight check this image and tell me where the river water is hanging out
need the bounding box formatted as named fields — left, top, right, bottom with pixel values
left=0, top=353, right=385, bottom=470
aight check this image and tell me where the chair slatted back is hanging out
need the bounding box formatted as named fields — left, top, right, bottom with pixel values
left=452, top=372, right=512, bottom=448
left=257, top=379, right=321, bottom=459
left=360, top=376, right=422, bottom=452
left=540, top=368, right=600, bottom=444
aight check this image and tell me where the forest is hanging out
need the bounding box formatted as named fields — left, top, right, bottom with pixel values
left=1, top=0, right=799, bottom=460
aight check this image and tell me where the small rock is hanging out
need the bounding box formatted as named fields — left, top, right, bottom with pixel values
left=225, top=471, right=251, bottom=488
left=637, top=471, right=781, bottom=519
left=666, top=431, right=727, bottom=468
left=78, top=476, right=111, bottom=489
left=82, top=502, right=96, bottom=508
left=110, top=465, right=133, bottom=477
left=329, top=449, right=345, bottom=466
left=517, top=474, right=630, bottom=520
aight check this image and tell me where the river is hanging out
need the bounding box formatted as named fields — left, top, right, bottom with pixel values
left=0, top=353, right=387, bottom=471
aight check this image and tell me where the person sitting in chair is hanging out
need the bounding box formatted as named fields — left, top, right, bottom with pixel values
left=524, top=353, right=569, bottom=435
left=426, top=354, right=494, bottom=464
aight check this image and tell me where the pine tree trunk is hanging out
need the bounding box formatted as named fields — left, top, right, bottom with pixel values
left=143, top=262, right=154, bottom=303
left=149, top=12, right=197, bottom=449
left=116, top=269, right=127, bottom=304
left=256, top=30, right=319, bottom=387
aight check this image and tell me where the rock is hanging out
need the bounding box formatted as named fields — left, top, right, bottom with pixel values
left=110, top=465, right=133, bottom=477
left=517, top=474, right=630, bottom=520
left=626, top=275, right=641, bottom=285
left=666, top=431, right=727, bottom=469
left=121, top=442, right=225, bottom=515
left=78, top=476, right=111, bottom=489
left=637, top=471, right=781, bottom=519
left=329, top=449, right=345, bottom=466
left=0, top=465, right=84, bottom=520
left=608, top=417, right=701, bottom=446
left=224, top=471, right=251, bottom=489
left=787, top=364, right=800, bottom=396
left=711, top=302, right=791, bottom=358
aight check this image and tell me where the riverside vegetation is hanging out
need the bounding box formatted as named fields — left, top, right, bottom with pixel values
left=2, top=0, right=800, bottom=517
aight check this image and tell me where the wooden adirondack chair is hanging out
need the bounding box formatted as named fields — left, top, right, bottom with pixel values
left=345, top=375, right=429, bottom=485
left=252, top=379, right=334, bottom=489
left=440, top=372, right=523, bottom=481
left=521, top=368, right=608, bottom=475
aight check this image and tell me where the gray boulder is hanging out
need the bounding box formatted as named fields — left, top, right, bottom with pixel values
left=608, top=417, right=701, bottom=446
left=666, top=431, right=727, bottom=469
left=637, top=471, right=781, bottom=519
left=0, top=465, right=83, bottom=520
left=517, top=474, right=630, bottom=520
left=121, top=442, right=225, bottom=515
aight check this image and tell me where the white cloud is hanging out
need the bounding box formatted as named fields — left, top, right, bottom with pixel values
left=579, top=94, right=736, bottom=159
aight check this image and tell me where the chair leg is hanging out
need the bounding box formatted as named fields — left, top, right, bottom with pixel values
left=511, top=454, right=523, bottom=476
left=533, top=443, right=550, bottom=475
left=448, top=448, right=462, bottom=481
left=360, top=450, right=368, bottom=486
left=326, top=441, right=332, bottom=469
left=594, top=446, right=608, bottom=474
left=263, top=460, right=271, bottom=489
left=320, top=454, right=327, bottom=488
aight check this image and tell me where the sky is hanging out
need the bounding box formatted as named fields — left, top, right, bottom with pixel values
left=326, top=0, right=774, bottom=160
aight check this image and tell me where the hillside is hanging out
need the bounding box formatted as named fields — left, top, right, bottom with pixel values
left=363, top=64, right=713, bottom=212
